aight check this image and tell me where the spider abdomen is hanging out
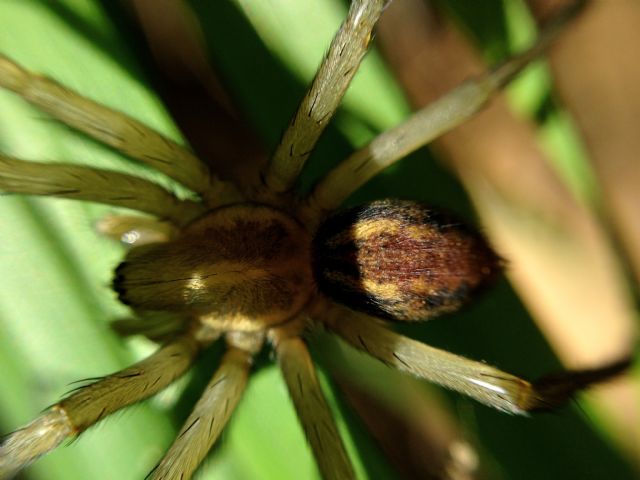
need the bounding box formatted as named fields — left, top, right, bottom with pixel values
left=113, top=204, right=314, bottom=330
left=313, top=199, right=501, bottom=321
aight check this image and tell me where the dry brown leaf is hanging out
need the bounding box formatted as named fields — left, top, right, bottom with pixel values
left=528, top=0, right=640, bottom=287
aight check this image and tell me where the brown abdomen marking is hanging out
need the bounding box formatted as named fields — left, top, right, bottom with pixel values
left=313, top=199, right=501, bottom=321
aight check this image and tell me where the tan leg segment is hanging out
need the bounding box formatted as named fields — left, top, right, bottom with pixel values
left=264, top=0, right=388, bottom=193
left=0, top=55, right=222, bottom=197
left=303, top=0, right=588, bottom=216
left=324, top=307, right=629, bottom=414
left=0, top=155, right=205, bottom=225
left=95, top=214, right=177, bottom=246
left=110, top=312, right=190, bottom=343
left=149, top=332, right=261, bottom=480
left=274, top=332, right=355, bottom=480
left=0, top=332, right=211, bottom=479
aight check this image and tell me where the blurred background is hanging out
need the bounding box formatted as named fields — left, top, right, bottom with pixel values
left=0, top=0, right=638, bottom=479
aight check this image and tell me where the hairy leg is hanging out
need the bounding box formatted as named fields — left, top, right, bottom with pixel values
left=264, top=0, right=389, bottom=194
left=0, top=155, right=205, bottom=225
left=271, top=324, right=355, bottom=480
left=148, top=331, right=262, bottom=480
left=302, top=0, right=587, bottom=220
left=323, top=306, right=629, bottom=414
left=0, top=55, right=238, bottom=205
left=0, top=324, right=218, bottom=478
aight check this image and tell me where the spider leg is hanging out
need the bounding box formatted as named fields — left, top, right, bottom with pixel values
left=264, top=0, right=389, bottom=194
left=0, top=55, right=237, bottom=204
left=149, top=331, right=262, bottom=480
left=95, top=214, right=177, bottom=246
left=271, top=324, right=355, bottom=480
left=0, top=324, right=218, bottom=479
left=324, top=306, right=630, bottom=414
left=302, top=0, right=588, bottom=218
left=110, top=312, right=191, bottom=343
left=0, top=155, right=205, bottom=226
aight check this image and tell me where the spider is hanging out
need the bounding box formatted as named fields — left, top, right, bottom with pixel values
left=0, top=0, right=635, bottom=479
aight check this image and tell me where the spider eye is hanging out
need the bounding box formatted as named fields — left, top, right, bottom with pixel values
left=313, top=199, right=501, bottom=321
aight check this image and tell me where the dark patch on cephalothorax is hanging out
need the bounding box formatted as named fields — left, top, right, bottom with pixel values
left=313, top=199, right=501, bottom=321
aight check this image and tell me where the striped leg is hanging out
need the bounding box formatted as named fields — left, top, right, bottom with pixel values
left=324, top=306, right=630, bottom=414
left=0, top=55, right=238, bottom=204
left=0, top=155, right=205, bottom=225
left=148, top=331, right=262, bottom=480
left=264, top=0, right=388, bottom=193
left=302, top=0, right=588, bottom=220
left=0, top=326, right=218, bottom=479
left=272, top=325, right=355, bottom=480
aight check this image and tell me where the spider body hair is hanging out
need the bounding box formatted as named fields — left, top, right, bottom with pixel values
left=114, top=203, right=314, bottom=330
left=314, top=199, right=501, bottom=321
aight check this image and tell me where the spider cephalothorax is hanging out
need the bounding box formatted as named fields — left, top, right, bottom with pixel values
left=0, top=1, right=632, bottom=479
left=114, top=203, right=315, bottom=330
